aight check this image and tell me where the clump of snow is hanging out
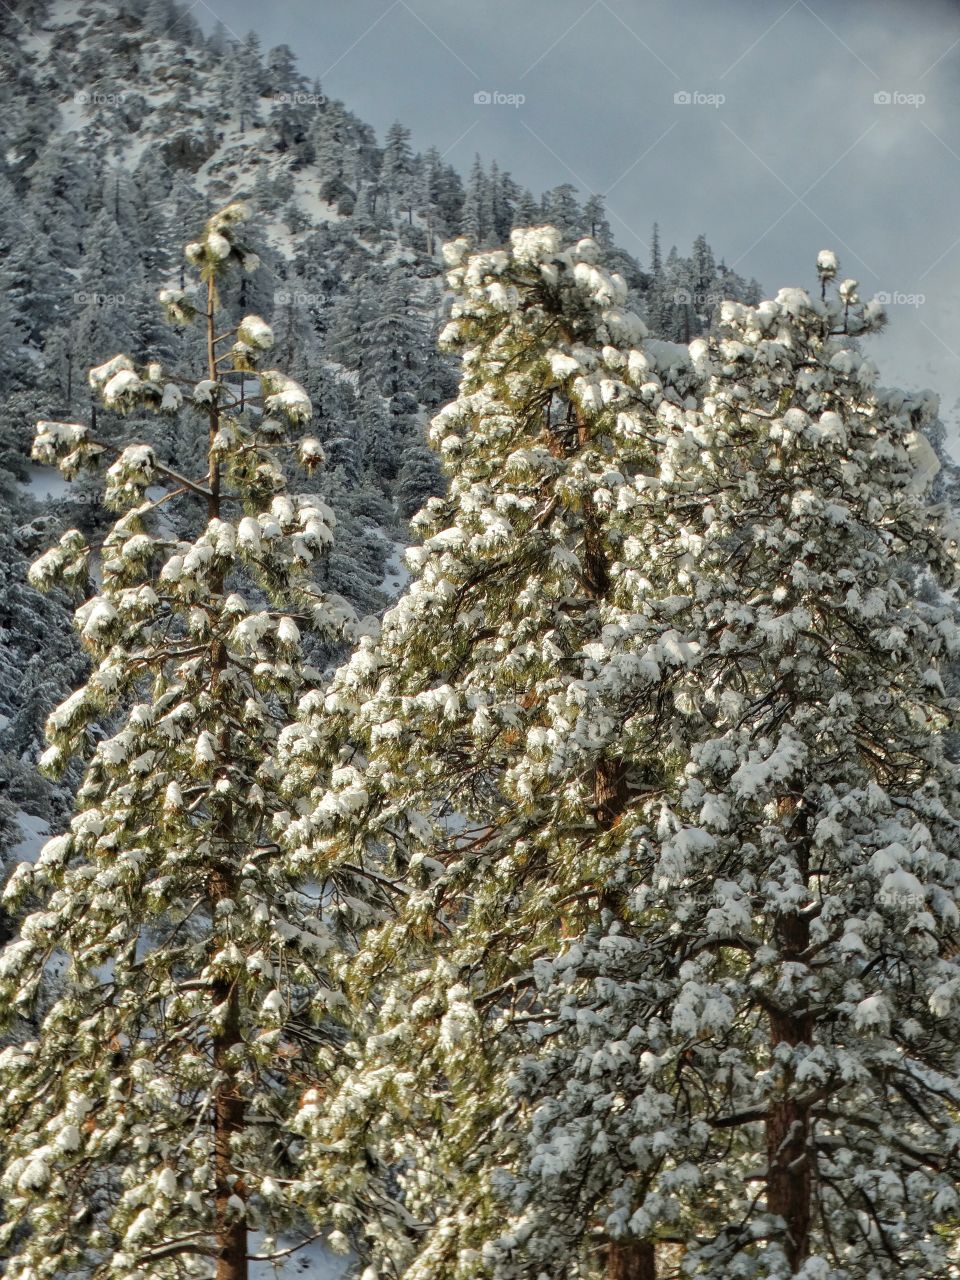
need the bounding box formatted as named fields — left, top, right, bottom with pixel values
left=511, top=225, right=562, bottom=264
left=238, top=315, right=274, bottom=350
left=89, top=353, right=133, bottom=390
left=299, top=438, right=325, bottom=471
left=816, top=249, right=838, bottom=278
left=102, top=369, right=144, bottom=410
left=206, top=230, right=231, bottom=260
left=261, top=371, right=312, bottom=424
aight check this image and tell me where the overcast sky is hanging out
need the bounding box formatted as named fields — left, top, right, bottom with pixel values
left=193, top=0, right=960, bottom=441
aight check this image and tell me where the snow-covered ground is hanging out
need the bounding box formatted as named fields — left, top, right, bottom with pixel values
left=250, top=1235, right=354, bottom=1279
left=25, top=464, right=73, bottom=501
left=8, top=810, right=50, bottom=864
left=378, top=538, right=412, bottom=599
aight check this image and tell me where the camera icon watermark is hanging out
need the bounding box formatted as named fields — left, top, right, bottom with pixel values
left=874, top=290, right=925, bottom=308
left=74, top=89, right=126, bottom=107
left=873, top=90, right=925, bottom=108
left=674, top=90, right=725, bottom=108
left=273, top=90, right=326, bottom=107
left=473, top=89, right=526, bottom=108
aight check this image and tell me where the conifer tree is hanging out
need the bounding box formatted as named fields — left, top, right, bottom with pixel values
left=0, top=202, right=361, bottom=1280
left=583, top=194, right=612, bottom=248
left=287, top=240, right=960, bottom=1280
left=382, top=121, right=415, bottom=224
left=229, top=34, right=262, bottom=135
left=462, top=156, right=490, bottom=244
left=541, top=183, right=583, bottom=238
left=276, top=227, right=698, bottom=1280
left=447, top=266, right=960, bottom=1280
left=649, top=222, right=661, bottom=276
left=476, top=267, right=960, bottom=1280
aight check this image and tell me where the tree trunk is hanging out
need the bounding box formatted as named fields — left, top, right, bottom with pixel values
left=607, top=1240, right=657, bottom=1280
left=213, top=983, right=248, bottom=1280
left=206, top=272, right=248, bottom=1280
left=595, top=756, right=628, bottom=828
left=767, top=799, right=812, bottom=1273
left=596, top=756, right=655, bottom=1277
left=554, top=395, right=657, bottom=1276
left=583, top=404, right=654, bottom=1276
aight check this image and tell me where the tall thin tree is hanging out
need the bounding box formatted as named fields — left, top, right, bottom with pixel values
left=0, top=202, right=359, bottom=1280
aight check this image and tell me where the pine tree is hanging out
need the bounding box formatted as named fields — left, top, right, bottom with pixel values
left=541, top=182, right=583, bottom=238
left=488, top=162, right=519, bottom=243
left=654, top=245, right=694, bottom=342
left=325, top=279, right=377, bottom=384
left=71, top=209, right=140, bottom=367
left=461, top=266, right=960, bottom=1279
left=583, top=194, right=612, bottom=248
left=22, top=137, right=93, bottom=271
left=394, top=440, right=443, bottom=518
left=439, top=162, right=466, bottom=236
left=365, top=266, right=426, bottom=402
left=0, top=202, right=361, bottom=1280
left=229, top=34, right=263, bottom=135
left=690, top=231, right=715, bottom=299
left=382, top=121, right=415, bottom=224
left=462, top=155, right=488, bottom=244
left=278, top=227, right=699, bottom=1280
left=512, top=188, right=541, bottom=228
left=4, top=231, right=71, bottom=345
left=0, top=472, right=87, bottom=888
left=130, top=160, right=173, bottom=281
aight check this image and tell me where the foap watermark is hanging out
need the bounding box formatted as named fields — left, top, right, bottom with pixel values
left=874, top=90, right=925, bottom=108
left=674, top=90, right=725, bottom=108
left=73, top=291, right=126, bottom=306
left=64, top=488, right=106, bottom=506
left=274, top=90, right=326, bottom=107
left=875, top=290, right=926, bottom=308
left=74, top=89, right=126, bottom=107
left=274, top=289, right=325, bottom=307
left=474, top=90, right=526, bottom=108
left=674, top=288, right=724, bottom=308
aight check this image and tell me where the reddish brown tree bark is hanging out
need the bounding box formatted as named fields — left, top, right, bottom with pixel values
left=212, top=981, right=248, bottom=1280
left=606, top=1240, right=657, bottom=1280
left=767, top=799, right=813, bottom=1273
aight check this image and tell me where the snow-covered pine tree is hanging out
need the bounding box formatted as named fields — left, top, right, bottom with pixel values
left=0, top=202, right=360, bottom=1280
left=275, top=227, right=700, bottom=1279
left=541, top=183, right=584, bottom=239
left=382, top=121, right=416, bottom=224
left=476, top=265, right=960, bottom=1279
left=462, top=155, right=493, bottom=245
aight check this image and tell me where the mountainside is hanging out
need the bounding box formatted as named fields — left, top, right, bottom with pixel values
left=0, top=0, right=762, bottom=869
